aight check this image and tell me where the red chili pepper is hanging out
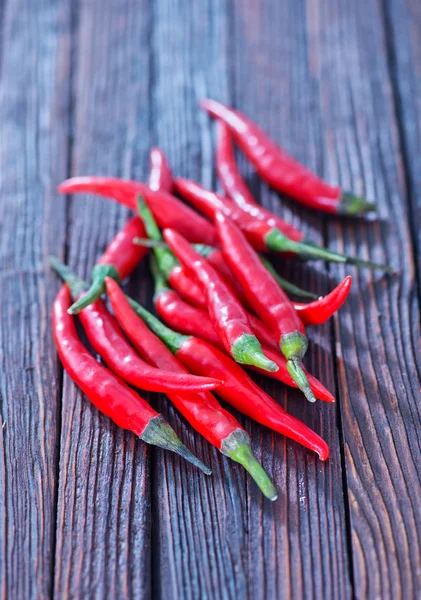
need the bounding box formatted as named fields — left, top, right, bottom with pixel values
left=163, top=228, right=278, bottom=373
left=150, top=267, right=334, bottom=403
left=295, top=276, right=353, bottom=326
left=214, top=123, right=391, bottom=272
left=214, top=212, right=317, bottom=403
left=148, top=147, right=173, bottom=193
left=146, top=235, right=351, bottom=328
left=105, top=278, right=278, bottom=500
left=215, top=120, right=303, bottom=241
left=201, top=98, right=376, bottom=215
left=175, top=178, right=392, bottom=271
left=123, top=291, right=330, bottom=460
left=58, top=176, right=219, bottom=246
left=49, top=258, right=223, bottom=393
left=68, top=216, right=148, bottom=315
left=52, top=284, right=211, bottom=473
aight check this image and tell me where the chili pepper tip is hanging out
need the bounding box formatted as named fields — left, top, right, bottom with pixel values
left=286, top=359, right=317, bottom=403
left=221, top=430, right=278, bottom=500
left=338, top=191, right=377, bottom=216
left=140, top=415, right=212, bottom=475
left=231, top=334, right=279, bottom=372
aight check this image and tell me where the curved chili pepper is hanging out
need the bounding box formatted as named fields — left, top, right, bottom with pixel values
left=49, top=258, right=223, bottom=393
left=215, top=123, right=391, bottom=272
left=105, top=277, right=278, bottom=500
left=201, top=98, right=376, bottom=215
left=215, top=120, right=303, bottom=241
left=150, top=265, right=334, bottom=403
left=214, top=212, right=316, bottom=403
left=295, top=276, right=352, bottom=326
left=58, top=176, right=219, bottom=246
left=68, top=216, right=148, bottom=315
left=122, top=291, right=330, bottom=460
left=148, top=147, right=173, bottom=193
left=52, top=284, right=211, bottom=473
left=163, top=228, right=278, bottom=373
left=175, top=178, right=392, bottom=271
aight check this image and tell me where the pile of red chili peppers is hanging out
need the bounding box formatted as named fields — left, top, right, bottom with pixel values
left=50, top=102, right=392, bottom=500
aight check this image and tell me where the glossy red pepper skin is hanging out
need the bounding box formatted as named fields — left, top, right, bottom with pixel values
left=105, top=278, right=278, bottom=500
left=174, top=177, right=272, bottom=252
left=52, top=283, right=212, bottom=473
left=163, top=228, right=278, bottom=372
left=175, top=337, right=330, bottom=460
left=58, top=176, right=219, bottom=246
left=98, top=215, right=148, bottom=280
left=105, top=278, right=245, bottom=449
left=52, top=285, right=156, bottom=436
left=215, top=212, right=305, bottom=342
left=201, top=99, right=375, bottom=215
left=75, top=295, right=222, bottom=393
left=153, top=288, right=334, bottom=403
left=148, top=147, right=173, bottom=193
left=295, top=276, right=352, bottom=326
left=215, top=121, right=303, bottom=242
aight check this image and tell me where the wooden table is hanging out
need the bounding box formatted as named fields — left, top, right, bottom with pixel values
left=1, top=1, right=420, bottom=598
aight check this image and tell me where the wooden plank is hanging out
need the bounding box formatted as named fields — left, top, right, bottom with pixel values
left=263, top=0, right=421, bottom=597
left=384, top=0, right=421, bottom=283
left=151, top=1, right=351, bottom=598
left=229, top=2, right=352, bottom=599
left=0, top=0, right=71, bottom=597
left=53, top=1, right=153, bottom=597
left=150, top=2, right=251, bottom=598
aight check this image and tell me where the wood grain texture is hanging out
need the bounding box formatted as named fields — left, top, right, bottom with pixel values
left=296, top=0, right=421, bottom=598
left=150, top=1, right=351, bottom=599
left=1, top=0, right=421, bottom=597
left=0, top=0, right=71, bottom=597
left=384, top=0, right=421, bottom=283
left=229, top=2, right=352, bottom=599
left=53, top=1, right=153, bottom=597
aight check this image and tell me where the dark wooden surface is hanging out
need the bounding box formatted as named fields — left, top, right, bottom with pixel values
left=0, top=1, right=420, bottom=598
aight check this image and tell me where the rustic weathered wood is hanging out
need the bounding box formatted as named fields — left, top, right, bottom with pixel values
left=149, top=1, right=351, bottom=599
left=0, top=0, right=71, bottom=597
left=1, top=0, right=421, bottom=597
left=384, top=0, right=421, bottom=284
left=294, top=0, right=421, bottom=598
left=52, top=1, right=153, bottom=597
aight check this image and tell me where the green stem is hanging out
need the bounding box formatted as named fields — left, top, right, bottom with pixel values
left=280, top=331, right=316, bottom=403
left=220, top=429, right=277, bottom=501
left=127, top=294, right=189, bottom=355
left=231, top=334, right=278, bottom=372
left=67, top=264, right=120, bottom=314
left=140, top=415, right=211, bottom=474
left=136, top=196, right=179, bottom=278
left=149, top=254, right=170, bottom=298
left=301, top=238, right=394, bottom=273
left=259, top=257, right=318, bottom=299
left=49, top=256, right=88, bottom=299
left=338, top=191, right=376, bottom=215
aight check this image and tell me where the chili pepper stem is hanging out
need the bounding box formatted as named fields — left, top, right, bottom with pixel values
left=231, top=334, right=279, bottom=372
left=141, top=415, right=212, bottom=475
left=266, top=229, right=347, bottom=264
left=259, top=256, right=318, bottom=299
left=127, top=288, right=188, bottom=356
left=67, top=264, right=120, bottom=314
left=48, top=257, right=88, bottom=298
left=220, top=429, right=277, bottom=500
left=136, top=196, right=180, bottom=278
left=338, top=191, right=377, bottom=216
left=300, top=238, right=394, bottom=273
left=280, top=331, right=316, bottom=403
